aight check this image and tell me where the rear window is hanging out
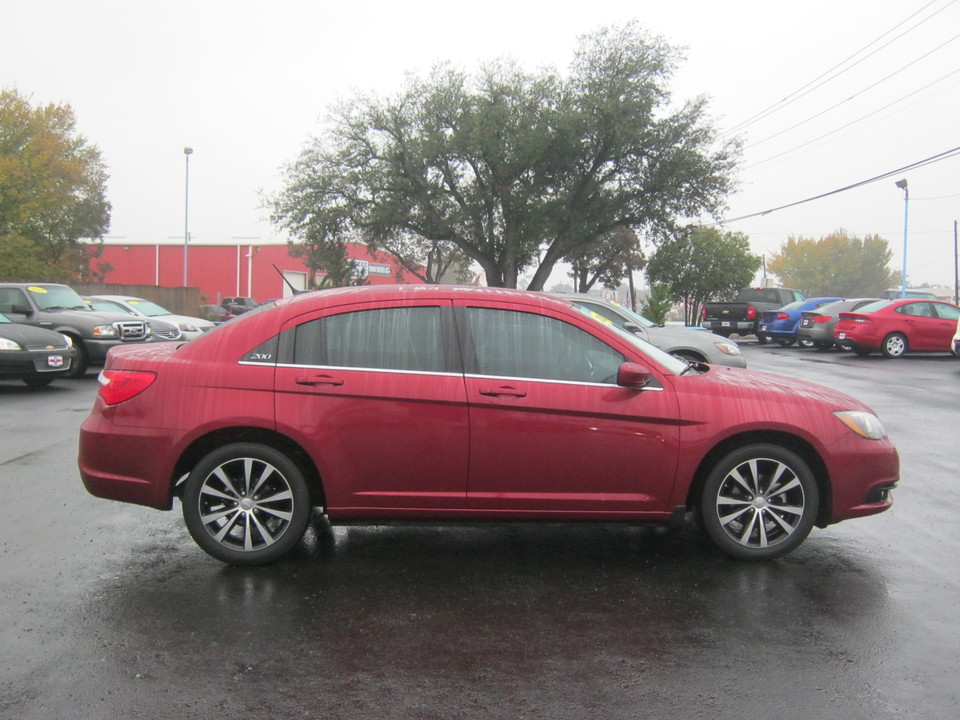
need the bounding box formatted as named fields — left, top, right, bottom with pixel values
left=855, top=300, right=893, bottom=314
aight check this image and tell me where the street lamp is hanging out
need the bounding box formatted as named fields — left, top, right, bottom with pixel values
left=183, top=147, right=194, bottom=287
left=895, top=178, right=908, bottom=299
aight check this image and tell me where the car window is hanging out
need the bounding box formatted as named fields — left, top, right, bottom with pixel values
left=779, top=300, right=805, bottom=311
left=897, top=303, right=934, bottom=318
left=856, top=300, right=893, bottom=314
left=291, top=306, right=446, bottom=372
left=464, top=307, right=625, bottom=384
left=0, top=288, right=28, bottom=314
left=933, top=303, right=960, bottom=320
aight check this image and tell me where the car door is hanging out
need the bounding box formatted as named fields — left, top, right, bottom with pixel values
left=456, top=300, right=681, bottom=515
left=898, top=302, right=949, bottom=350
left=272, top=300, right=470, bottom=514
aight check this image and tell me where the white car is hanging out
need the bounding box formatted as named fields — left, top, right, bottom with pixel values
left=553, top=293, right=746, bottom=368
left=87, top=295, right=215, bottom=341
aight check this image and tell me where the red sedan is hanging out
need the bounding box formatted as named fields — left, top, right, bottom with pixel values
left=79, top=286, right=898, bottom=564
left=833, top=298, right=960, bottom=358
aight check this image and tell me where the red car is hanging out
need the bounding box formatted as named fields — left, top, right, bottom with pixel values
left=833, top=298, right=960, bottom=358
left=79, top=286, right=898, bottom=565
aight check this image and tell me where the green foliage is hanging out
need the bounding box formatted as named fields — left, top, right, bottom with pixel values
left=0, top=89, right=110, bottom=281
left=568, top=226, right=645, bottom=293
left=640, top=283, right=673, bottom=325
left=767, top=230, right=895, bottom=296
left=287, top=240, right=368, bottom=288
left=646, top=226, right=760, bottom=324
left=271, top=22, right=738, bottom=289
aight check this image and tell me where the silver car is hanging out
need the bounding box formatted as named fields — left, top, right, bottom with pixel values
left=553, top=293, right=746, bottom=368
left=88, top=295, right=215, bottom=341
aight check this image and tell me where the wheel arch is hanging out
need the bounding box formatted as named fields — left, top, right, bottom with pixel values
left=685, top=430, right=832, bottom=526
left=172, top=427, right=325, bottom=507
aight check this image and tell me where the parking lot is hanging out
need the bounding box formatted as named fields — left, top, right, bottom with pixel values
left=1, top=341, right=958, bottom=719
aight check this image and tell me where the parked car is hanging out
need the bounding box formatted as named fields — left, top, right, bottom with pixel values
left=0, top=282, right=154, bottom=378
left=82, top=298, right=183, bottom=342
left=834, top=299, right=960, bottom=357
left=553, top=293, right=745, bottom=368
left=757, top=297, right=843, bottom=347
left=797, top=298, right=883, bottom=351
left=0, top=312, right=77, bottom=388
left=221, top=297, right=259, bottom=315
left=702, top=287, right=805, bottom=339
left=79, top=285, right=898, bottom=565
left=953, top=316, right=960, bottom=357
left=87, top=295, right=215, bottom=341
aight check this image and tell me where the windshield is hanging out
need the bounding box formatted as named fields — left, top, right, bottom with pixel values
left=574, top=305, right=689, bottom=375
left=779, top=300, right=805, bottom=311
left=28, top=284, right=88, bottom=310
left=0, top=312, right=10, bottom=324
left=124, top=298, right=173, bottom=316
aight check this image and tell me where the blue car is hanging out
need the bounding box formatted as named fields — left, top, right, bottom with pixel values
left=758, top=297, right=843, bottom=346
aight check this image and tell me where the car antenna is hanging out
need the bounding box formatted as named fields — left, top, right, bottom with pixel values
left=273, top=264, right=304, bottom=295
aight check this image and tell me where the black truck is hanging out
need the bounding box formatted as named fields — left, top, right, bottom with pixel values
left=702, top=287, right=805, bottom=340
left=0, top=282, right=155, bottom=378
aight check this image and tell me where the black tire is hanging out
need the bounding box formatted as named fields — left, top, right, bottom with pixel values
left=756, top=334, right=770, bottom=345
left=671, top=351, right=705, bottom=364
left=881, top=333, right=908, bottom=359
left=814, top=341, right=833, bottom=351
left=714, top=329, right=731, bottom=338
left=775, top=338, right=796, bottom=347
left=182, top=443, right=313, bottom=565
left=798, top=338, right=815, bottom=349
left=62, top=341, right=88, bottom=379
left=699, top=444, right=818, bottom=560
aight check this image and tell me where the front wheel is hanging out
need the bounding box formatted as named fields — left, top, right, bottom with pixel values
left=62, top=341, right=88, bottom=379
left=699, top=444, right=819, bottom=560
left=182, top=443, right=313, bottom=565
left=881, top=333, right=908, bottom=358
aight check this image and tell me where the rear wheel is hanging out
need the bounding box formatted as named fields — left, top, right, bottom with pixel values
left=881, top=333, right=907, bottom=358
left=182, top=443, right=312, bottom=565
left=699, top=444, right=818, bottom=560
left=775, top=338, right=796, bottom=347
left=756, top=334, right=770, bottom=345
left=814, top=341, right=833, bottom=351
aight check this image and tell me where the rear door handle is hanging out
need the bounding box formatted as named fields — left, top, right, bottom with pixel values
left=296, top=374, right=344, bottom=387
left=479, top=385, right=527, bottom=398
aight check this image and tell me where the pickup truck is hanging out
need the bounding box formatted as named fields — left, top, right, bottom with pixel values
left=0, top=282, right=155, bottom=378
left=702, top=287, right=805, bottom=340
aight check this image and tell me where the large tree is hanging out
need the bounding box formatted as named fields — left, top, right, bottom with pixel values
left=646, top=226, right=760, bottom=325
left=271, top=22, right=739, bottom=289
left=0, top=89, right=111, bottom=282
left=767, top=230, right=896, bottom=296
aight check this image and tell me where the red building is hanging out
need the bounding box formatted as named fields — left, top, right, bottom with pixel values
left=92, top=240, right=422, bottom=303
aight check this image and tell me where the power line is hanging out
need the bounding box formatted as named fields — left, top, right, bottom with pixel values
left=722, top=0, right=955, bottom=138
left=715, top=145, right=960, bottom=226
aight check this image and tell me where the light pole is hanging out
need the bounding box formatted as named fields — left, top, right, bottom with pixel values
left=183, top=147, right=194, bottom=286
left=895, top=178, right=908, bottom=298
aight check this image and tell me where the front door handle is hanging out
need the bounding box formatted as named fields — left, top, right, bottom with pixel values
left=296, top=374, right=344, bottom=387
left=479, top=385, right=527, bottom=398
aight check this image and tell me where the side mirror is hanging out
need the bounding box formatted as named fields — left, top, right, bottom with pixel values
left=617, top=362, right=652, bottom=389
left=10, top=304, right=33, bottom=315
left=623, top=322, right=642, bottom=334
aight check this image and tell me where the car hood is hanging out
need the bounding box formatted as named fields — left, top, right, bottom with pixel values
left=685, top=364, right=873, bottom=413
left=647, top=325, right=728, bottom=346
left=0, top=323, right=70, bottom=347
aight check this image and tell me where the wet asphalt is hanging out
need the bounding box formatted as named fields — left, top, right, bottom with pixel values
left=1, top=342, right=958, bottom=719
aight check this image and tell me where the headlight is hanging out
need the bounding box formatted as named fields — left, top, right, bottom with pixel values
left=0, top=337, right=23, bottom=351
left=92, top=324, right=117, bottom=337
left=713, top=342, right=742, bottom=356
left=834, top=411, right=887, bottom=440
left=61, top=334, right=74, bottom=347
left=179, top=322, right=199, bottom=332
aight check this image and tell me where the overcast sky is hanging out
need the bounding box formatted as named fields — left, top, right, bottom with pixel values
left=5, top=0, right=959, bottom=288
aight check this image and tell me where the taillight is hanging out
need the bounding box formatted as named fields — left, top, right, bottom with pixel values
left=777, top=313, right=789, bottom=320
left=812, top=316, right=830, bottom=323
left=98, top=370, right=156, bottom=405
left=746, top=306, right=757, bottom=319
